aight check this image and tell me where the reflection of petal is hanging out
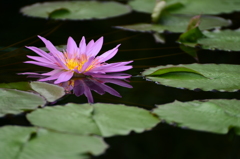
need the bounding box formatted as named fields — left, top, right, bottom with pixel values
left=73, top=80, right=84, bottom=96
left=99, top=78, right=133, bottom=88
left=61, top=75, right=132, bottom=103
left=23, top=73, right=132, bottom=103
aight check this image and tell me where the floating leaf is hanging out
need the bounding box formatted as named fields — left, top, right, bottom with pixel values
left=179, top=45, right=198, bottom=61
left=142, top=64, right=240, bottom=92
left=30, top=82, right=65, bottom=102
left=0, top=88, right=46, bottom=116
left=27, top=103, right=159, bottom=137
left=115, top=15, right=230, bottom=33
left=19, top=129, right=108, bottom=159
left=129, top=0, right=240, bottom=15
left=153, top=99, right=240, bottom=134
left=197, top=29, right=240, bottom=51
left=0, top=126, right=35, bottom=159
left=0, top=82, right=31, bottom=91
left=20, top=1, right=131, bottom=20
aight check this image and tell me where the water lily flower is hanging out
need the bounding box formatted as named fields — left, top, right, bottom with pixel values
left=60, top=76, right=132, bottom=103
left=22, top=36, right=133, bottom=83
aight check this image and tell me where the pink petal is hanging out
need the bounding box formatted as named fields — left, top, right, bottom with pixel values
left=27, top=55, right=53, bottom=64
left=88, top=36, right=103, bottom=57
left=54, top=71, right=74, bottom=84
left=86, top=40, right=95, bottom=54
left=79, top=56, right=95, bottom=73
left=79, top=36, right=86, bottom=54
left=66, top=37, right=78, bottom=58
left=25, top=61, right=60, bottom=69
left=38, top=71, right=64, bottom=82
left=41, top=69, right=61, bottom=76
left=97, top=44, right=120, bottom=62
left=38, top=35, right=64, bottom=59
left=18, top=72, right=40, bottom=75
left=26, top=46, right=54, bottom=61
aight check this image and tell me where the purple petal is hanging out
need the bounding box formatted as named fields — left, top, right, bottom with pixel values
left=88, top=37, right=103, bottom=57
left=98, top=84, right=121, bottom=97
left=54, top=71, right=74, bottom=84
left=97, top=44, right=120, bottom=62
left=84, top=78, right=105, bottom=95
left=73, top=80, right=85, bottom=96
left=91, top=74, right=132, bottom=79
left=66, top=37, right=78, bottom=58
left=83, top=83, right=94, bottom=103
left=79, top=36, right=86, bottom=54
left=100, top=78, right=132, bottom=88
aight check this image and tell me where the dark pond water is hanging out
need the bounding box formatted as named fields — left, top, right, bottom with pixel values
left=1, top=0, right=240, bottom=158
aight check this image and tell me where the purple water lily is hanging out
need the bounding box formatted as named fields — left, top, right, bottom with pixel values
left=22, top=36, right=133, bottom=83
left=60, top=76, right=132, bottom=103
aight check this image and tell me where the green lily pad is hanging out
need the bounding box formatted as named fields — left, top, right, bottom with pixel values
left=129, top=0, right=240, bottom=15
left=27, top=103, right=159, bottom=137
left=0, top=126, right=107, bottom=159
left=30, top=82, right=65, bottom=102
left=0, top=82, right=31, bottom=91
left=115, top=14, right=230, bottom=33
left=0, top=126, right=35, bottom=159
left=19, top=129, right=107, bottom=159
left=0, top=88, right=46, bottom=116
left=197, top=29, right=240, bottom=51
left=142, top=64, right=240, bottom=92
left=20, top=1, right=131, bottom=20
left=153, top=99, right=240, bottom=134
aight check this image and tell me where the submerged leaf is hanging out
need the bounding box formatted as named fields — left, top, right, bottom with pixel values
left=153, top=99, right=240, bottom=134
left=178, top=15, right=205, bottom=44
left=48, top=8, right=71, bottom=18
left=20, top=1, right=131, bottom=20
left=30, top=82, right=65, bottom=102
left=0, top=82, right=31, bottom=91
left=27, top=103, right=159, bottom=137
left=142, top=64, right=240, bottom=92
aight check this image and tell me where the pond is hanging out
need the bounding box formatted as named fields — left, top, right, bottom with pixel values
left=0, top=0, right=240, bottom=159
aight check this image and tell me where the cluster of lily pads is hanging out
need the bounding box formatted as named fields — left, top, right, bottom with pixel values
left=1, top=0, right=240, bottom=158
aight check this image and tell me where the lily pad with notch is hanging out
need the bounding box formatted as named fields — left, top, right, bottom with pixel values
left=142, top=64, right=240, bottom=92
left=20, top=1, right=131, bottom=20
left=0, top=126, right=108, bottom=159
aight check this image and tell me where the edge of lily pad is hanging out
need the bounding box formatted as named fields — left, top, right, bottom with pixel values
left=20, top=1, right=132, bottom=21
left=141, top=63, right=240, bottom=92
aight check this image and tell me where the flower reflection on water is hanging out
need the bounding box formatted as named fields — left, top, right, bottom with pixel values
left=58, top=75, right=132, bottom=103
